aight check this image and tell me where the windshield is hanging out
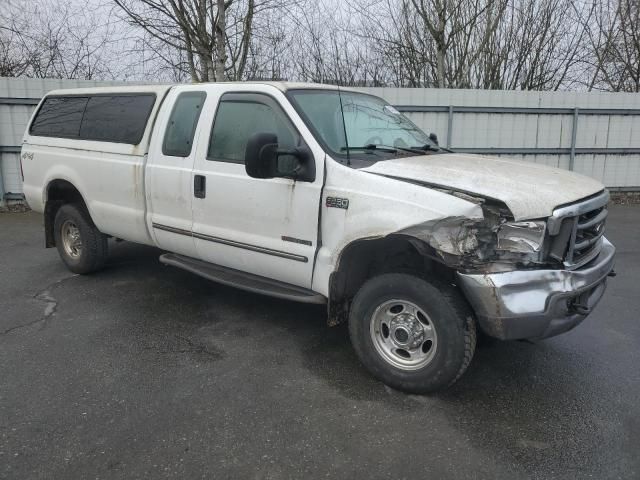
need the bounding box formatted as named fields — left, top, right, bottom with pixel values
left=288, top=89, right=436, bottom=160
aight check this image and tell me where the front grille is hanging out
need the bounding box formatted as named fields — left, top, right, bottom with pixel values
left=547, top=191, right=609, bottom=270
left=571, top=206, right=607, bottom=264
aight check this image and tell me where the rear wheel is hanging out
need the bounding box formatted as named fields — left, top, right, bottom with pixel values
left=54, top=204, right=108, bottom=274
left=348, top=273, right=476, bottom=393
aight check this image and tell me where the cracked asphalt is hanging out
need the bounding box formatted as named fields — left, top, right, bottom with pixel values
left=1, top=206, right=639, bottom=479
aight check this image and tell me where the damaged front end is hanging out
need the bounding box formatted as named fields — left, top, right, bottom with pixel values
left=394, top=189, right=615, bottom=340
left=398, top=195, right=554, bottom=274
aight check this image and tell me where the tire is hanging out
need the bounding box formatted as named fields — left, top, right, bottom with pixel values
left=54, top=203, right=108, bottom=274
left=348, top=273, right=476, bottom=393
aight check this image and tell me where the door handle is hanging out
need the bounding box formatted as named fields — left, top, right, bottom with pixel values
left=194, top=175, right=206, bottom=198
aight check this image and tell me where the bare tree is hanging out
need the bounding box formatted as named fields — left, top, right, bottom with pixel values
left=353, top=0, right=509, bottom=88
left=241, top=7, right=290, bottom=81
left=0, top=30, right=28, bottom=77
left=0, top=0, right=118, bottom=79
left=113, top=0, right=218, bottom=82
left=285, top=0, right=389, bottom=86
left=112, top=0, right=290, bottom=82
left=475, top=0, right=593, bottom=91
left=351, top=0, right=596, bottom=90
left=215, top=0, right=227, bottom=80
left=3, top=0, right=635, bottom=94
left=585, top=0, right=640, bottom=92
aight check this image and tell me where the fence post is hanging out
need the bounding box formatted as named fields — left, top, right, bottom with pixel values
left=569, top=107, right=579, bottom=171
left=446, top=105, right=453, bottom=148
left=0, top=157, right=5, bottom=207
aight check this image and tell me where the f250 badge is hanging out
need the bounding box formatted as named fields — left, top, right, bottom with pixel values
left=326, top=197, right=349, bottom=209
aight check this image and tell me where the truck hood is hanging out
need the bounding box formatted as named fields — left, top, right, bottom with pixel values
left=361, top=153, right=605, bottom=220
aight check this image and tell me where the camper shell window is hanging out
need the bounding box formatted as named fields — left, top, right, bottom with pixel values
left=30, top=93, right=156, bottom=145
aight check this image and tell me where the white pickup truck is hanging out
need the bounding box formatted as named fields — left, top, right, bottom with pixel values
left=21, top=82, right=616, bottom=393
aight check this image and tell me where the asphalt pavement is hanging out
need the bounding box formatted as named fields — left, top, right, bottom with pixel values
left=1, top=205, right=639, bottom=479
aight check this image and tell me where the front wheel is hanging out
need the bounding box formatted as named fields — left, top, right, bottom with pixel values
left=348, top=273, right=476, bottom=393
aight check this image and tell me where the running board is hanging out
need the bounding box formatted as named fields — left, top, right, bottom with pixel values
left=159, top=253, right=326, bottom=305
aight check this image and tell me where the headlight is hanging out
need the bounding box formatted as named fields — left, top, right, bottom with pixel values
left=496, top=221, right=546, bottom=253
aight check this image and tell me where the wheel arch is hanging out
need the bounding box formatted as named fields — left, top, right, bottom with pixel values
left=326, top=234, right=457, bottom=326
left=44, top=179, right=90, bottom=248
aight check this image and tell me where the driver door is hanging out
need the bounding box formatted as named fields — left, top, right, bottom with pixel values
left=190, top=89, right=323, bottom=288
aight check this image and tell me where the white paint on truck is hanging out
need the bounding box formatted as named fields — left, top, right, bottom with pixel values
left=20, top=81, right=616, bottom=393
left=362, top=153, right=605, bottom=220
left=22, top=85, right=172, bottom=245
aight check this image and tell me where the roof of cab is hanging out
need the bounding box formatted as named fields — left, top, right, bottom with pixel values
left=44, top=84, right=174, bottom=97
left=43, top=81, right=361, bottom=97
left=212, top=81, right=361, bottom=93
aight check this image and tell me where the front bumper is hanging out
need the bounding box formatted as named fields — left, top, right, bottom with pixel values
left=457, top=238, right=616, bottom=340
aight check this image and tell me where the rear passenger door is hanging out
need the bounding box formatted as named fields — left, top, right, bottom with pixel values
left=146, top=88, right=206, bottom=257
left=190, top=88, right=324, bottom=289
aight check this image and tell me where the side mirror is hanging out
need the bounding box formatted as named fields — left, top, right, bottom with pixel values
left=245, top=132, right=315, bottom=182
left=429, top=132, right=439, bottom=145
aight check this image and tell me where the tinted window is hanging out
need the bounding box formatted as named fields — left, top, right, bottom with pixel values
left=208, top=98, right=298, bottom=163
left=79, top=95, right=155, bottom=144
left=30, top=96, right=88, bottom=137
left=162, top=91, right=206, bottom=157
left=29, top=94, right=155, bottom=144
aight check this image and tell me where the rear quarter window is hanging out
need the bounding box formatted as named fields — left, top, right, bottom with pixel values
left=80, top=95, right=155, bottom=144
left=29, top=97, right=88, bottom=137
left=29, top=93, right=156, bottom=144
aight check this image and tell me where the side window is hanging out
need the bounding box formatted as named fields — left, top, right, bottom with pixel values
left=162, top=91, right=206, bottom=157
left=29, top=94, right=155, bottom=144
left=207, top=95, right=298, bottom=164
left=80, top=95, right=155, bottom=144
left=30, top=96, right=88, bottom=137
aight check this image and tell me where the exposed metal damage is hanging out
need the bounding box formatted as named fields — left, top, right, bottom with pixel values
left=396, top=192, right=553, bottom=273
left=326, top=189, right=553, bottom=328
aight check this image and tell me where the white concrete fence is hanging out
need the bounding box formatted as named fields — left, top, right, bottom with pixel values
left=2, top=77, right=639, bottom=205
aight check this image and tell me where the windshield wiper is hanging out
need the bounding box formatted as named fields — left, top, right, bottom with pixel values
left=411, top=144, right=453, bottom=153
left=389, top=145, right=430, bottom=155
left=341, top=144, right=429, bottom=155
left=340, top=144, right=398, bottom=153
